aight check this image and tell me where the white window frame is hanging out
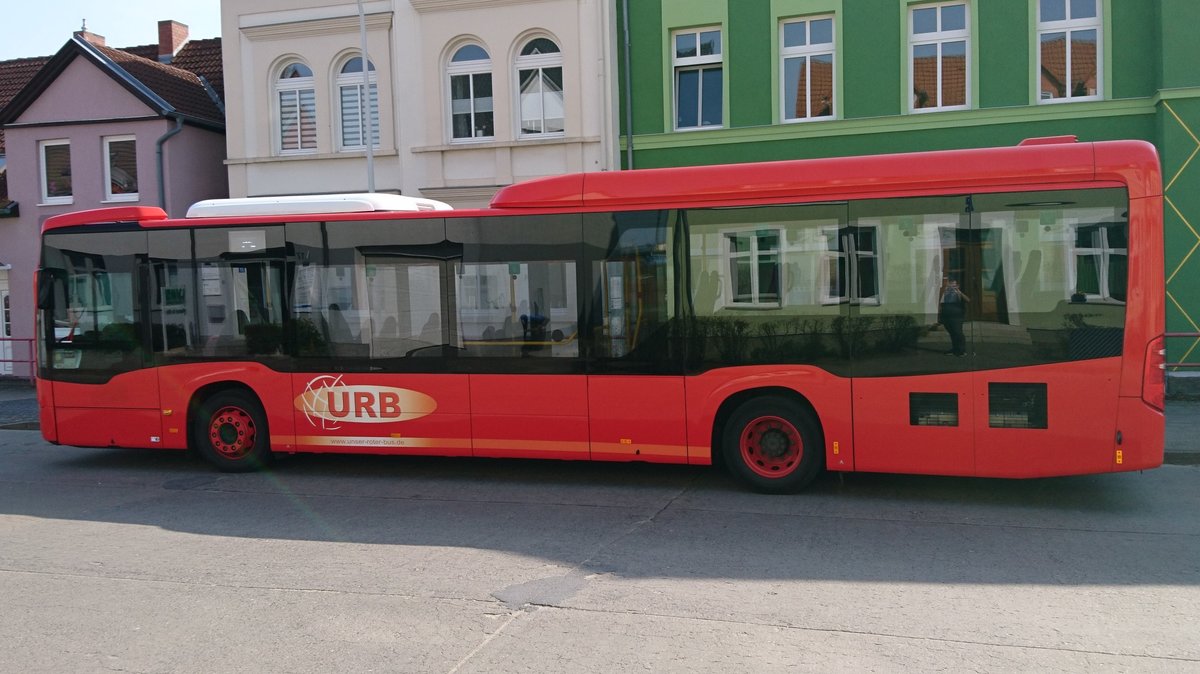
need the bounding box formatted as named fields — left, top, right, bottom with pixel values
left=1071, top=223, right=1126, bottom=303
left=448, top=45, right=495, bottom=143
left=1036, top=0, right=1102, bottom=103
left=336, top=58, right=380, bottom=152
left=908, top=1, right=970, bottom=113
left=39, top=139, right=72, bottom=206
left=102, top=135, right=138, bottom=202
left=515, top=38, right=565, bottom=139
left=672, top=27, right=724, bottom=131
left=820, top=225, right=881, bottom=305
left=275, top=62, right=317, bottom=155
left=723, top=227, right=783, bottom=308
left=780, top=16, right=836, bottom=122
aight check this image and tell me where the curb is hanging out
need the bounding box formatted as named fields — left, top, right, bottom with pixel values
left=0, top=422, right=39, bottom=431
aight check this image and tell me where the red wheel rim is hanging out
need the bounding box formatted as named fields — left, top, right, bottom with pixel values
left=208, top=406, right=256, bottom=460
left=739, top=415, right=802, bottom=479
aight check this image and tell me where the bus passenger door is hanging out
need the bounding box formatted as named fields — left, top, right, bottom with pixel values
left=584, top=211, right=688, bottom=463
left=450, top=215, right=591, bottom=460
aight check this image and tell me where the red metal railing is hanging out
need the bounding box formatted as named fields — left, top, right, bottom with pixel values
left=0, top=337, right=35, bottom=383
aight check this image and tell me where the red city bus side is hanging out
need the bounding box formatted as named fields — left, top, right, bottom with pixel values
left=36, top=139, right=1165, bottom=492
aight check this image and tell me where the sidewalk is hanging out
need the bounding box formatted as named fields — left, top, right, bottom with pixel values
left=1, top=377, right=1197, bottom=462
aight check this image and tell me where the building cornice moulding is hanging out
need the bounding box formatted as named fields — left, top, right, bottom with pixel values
left=226, top=150, right=399, bottom=166
left=241, top=13, right=393, bottom=41
left=410, top=0, right=556, bottom=14
left=411, top=135, right=600, bottom=153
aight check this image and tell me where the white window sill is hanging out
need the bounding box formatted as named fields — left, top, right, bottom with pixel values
left=102, top=196, right=139, bottom=204
left=38, top=198, right=74, bottom=207
left=674, top=125, right=725, bottom=132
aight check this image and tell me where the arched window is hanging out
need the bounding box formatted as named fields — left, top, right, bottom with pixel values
left=448, top=44, right=494, bottom=141
left=276, top=62, right=316, bottom=153
left=515, top=38, right=564, bottom=137
left=337, top=57, right=380, bottom=150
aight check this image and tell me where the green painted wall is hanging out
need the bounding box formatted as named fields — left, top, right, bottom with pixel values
left=1110, top=0, right=1159, bottom=98
left=977, top=1, right=1028, bottom=108
left=842, top=0, right=901, bottom=119
left=729, top=1, right=773, bottom=128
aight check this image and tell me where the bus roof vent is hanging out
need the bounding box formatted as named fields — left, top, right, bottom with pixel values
left=186, top=193, right=453, bottom=218
left=1019, top=135, right=1078, bottom=146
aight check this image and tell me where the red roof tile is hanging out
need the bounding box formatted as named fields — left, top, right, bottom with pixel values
left=171, top=38, right=224, bottom=101
left=0, top=55, right=52, bottom=153
left=93, top=43, right=223, bottom=124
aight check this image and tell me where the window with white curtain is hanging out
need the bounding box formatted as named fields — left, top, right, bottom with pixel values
left=515, top=38, right=564, bottom=137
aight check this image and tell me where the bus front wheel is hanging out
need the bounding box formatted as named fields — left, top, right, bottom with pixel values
left=193, top=390, right=272, bottom=472
left=722, top=396, right=822, bottom=494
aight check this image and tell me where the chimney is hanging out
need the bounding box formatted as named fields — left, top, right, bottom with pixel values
left=157, top=20, right=189, bottom=63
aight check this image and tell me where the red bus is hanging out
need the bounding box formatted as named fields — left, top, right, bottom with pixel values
left=34, top=137, right=1164, bottom=493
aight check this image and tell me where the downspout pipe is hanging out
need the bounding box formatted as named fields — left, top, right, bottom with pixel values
left=156, top=114, right=184, bottom=214
left=622, top=0, right=634, bottom=170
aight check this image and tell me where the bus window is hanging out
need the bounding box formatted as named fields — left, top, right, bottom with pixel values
left=584, top=210, right=678, bottom=373
left=970, top=188, right=1127, bottom=368
left=848, top=196, right=972, bottom=377
left=448, top=215, right=583, bottom=369
left=190, top=227, right=286, bottom=358
left=41, top=230, right=146, bottom=377
left=684, top=203, right=850, bottom=372
left=288, top=219, right=451, bottom=368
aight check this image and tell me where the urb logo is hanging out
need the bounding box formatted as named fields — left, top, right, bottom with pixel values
left=295, top=375, right=437, bottom=430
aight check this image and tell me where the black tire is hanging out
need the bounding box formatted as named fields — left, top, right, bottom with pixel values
left=721, top=395, right=823, bottom=494
left=193, top=390, right=272, bottom=472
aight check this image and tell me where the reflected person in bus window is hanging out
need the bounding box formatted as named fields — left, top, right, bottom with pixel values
left=938, top=278, right=969, bottom=357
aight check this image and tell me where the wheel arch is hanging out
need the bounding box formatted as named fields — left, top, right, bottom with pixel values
left=709, top=386, right=824, bottom=464
left=186, top=380, right=267, bottom=452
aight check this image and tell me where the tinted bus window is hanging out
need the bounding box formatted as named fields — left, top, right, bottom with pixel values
left=287, top=219, right=451, bottom=370
left=448, top=215, right=583, bottom=372
left=584, top=210, right=679, bottom=374
left=42, top=230, right=147, bottom=380
left=182, top=227, right=287, bottom=358
left=684, top=203, right=852, bottom=372
left=970, top=188, right=1127, bottom=368
left=848, top=195, right=972, bottom=376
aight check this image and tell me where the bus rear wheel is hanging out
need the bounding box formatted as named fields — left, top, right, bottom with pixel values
left=722, top=396, right=822, bottom=494
left=193, top=390, right=272, bottom=472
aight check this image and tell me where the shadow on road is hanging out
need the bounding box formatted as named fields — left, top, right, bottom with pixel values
left=3, top=443, right=1197, bottom=587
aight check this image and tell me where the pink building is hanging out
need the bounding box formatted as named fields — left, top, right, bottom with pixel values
left=0, top=24, right=226, bottom=378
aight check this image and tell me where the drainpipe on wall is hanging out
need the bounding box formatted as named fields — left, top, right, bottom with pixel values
left=622, top=0, right=634, bottom=170
left=156, top=114, right=184, bottom=214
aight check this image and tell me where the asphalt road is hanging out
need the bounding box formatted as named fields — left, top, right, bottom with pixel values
left=1, top=429, right=1198, bottom=672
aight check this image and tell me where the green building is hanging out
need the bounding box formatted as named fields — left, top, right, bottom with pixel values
left=617, top=0, right=1200, bottom=380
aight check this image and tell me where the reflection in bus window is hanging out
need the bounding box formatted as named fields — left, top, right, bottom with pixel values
left=456, top=261, right=578, bottom=358
left=42, top=230, right=145, bottom=375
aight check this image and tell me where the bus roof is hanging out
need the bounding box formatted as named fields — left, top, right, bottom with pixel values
left=42, top=137, right=1160, bottom=234
left=185, top=193, right=453, bottom=218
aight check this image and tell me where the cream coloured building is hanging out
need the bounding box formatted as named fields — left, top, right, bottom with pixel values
left=221, top=0, right=619, bottom=207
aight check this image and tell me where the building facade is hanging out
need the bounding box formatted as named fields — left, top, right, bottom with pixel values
left=0, top=26, right=226, bottom=378
left=221, top=0, right=619, bottom=208
left=618, top=0, right=1200, bottom=372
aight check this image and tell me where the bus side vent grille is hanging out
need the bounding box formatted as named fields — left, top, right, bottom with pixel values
left=988, top=383, right=1048, bottom=429
left=909, top=393, right=958, bottom=427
